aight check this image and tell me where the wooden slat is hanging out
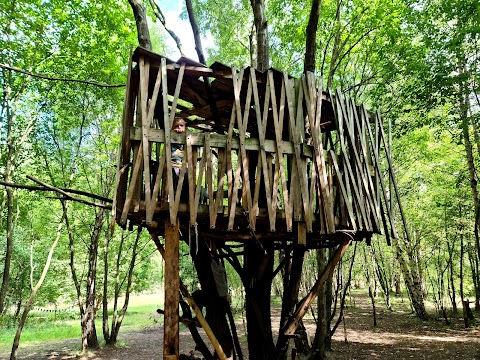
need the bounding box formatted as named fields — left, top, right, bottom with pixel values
left=172, top=158, right=187, bottom=220
left=286, top=74, right=311, bottom=229
left=330, top=90, right=370, bottom=230
left=273, top=75, right=292, bottom=231
left=228, top=155, right=242, bottom=231
left=186, top=131, right=196, bottom=225
left=234, top=68, right=253, bottom=221
left=343, top=97, right=381, bottom=231
left=354, top=104, right=383, bottom=232
left=303, top=73, right=334, bottom=233
left=268, top=155, right=277, bottom=220
left=112, top=50, right=134, bottom=232
left=168, top=62, right=186, bottom=125
left=330, top=151, right=356, bottom=229
left=252, top=152, right=263, bottom=226
left=158, top=58, right=176, bottom=225
left=213, top=147, right=226, bottom=225
left=252, top=69, right=274, bottom=231
left=226, top=104, right=236, bottom=208
left=362, top=110, right=397, bottom=237
left=121, top=135, right=144, bottom=224
left=139, top=57, right=151, bottom=218
left=148, top=148, right=166, bottom=219
left=298, top=222, right=306, bottom=245
left=308, top=159, right=317, bottom=226
left=193, top=148, right=207, bottom=224
left=377, top=111, right=406, bottom=239
left=226, top=68, right=243, bottom=222
left=205, top=134, right=216, bottom=228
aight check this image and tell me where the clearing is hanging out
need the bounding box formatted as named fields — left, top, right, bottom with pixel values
left=1, top=291, right=479, bottom=359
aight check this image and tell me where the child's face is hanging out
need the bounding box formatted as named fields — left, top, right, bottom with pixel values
left=173, top=121, right=185, bottom=134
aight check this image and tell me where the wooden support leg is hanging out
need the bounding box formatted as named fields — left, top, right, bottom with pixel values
left=164, top=219, right=180, bottom=360
left=150, top=232, right=228, bottom=360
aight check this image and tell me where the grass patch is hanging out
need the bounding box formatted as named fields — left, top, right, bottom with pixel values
left=0, top=293, right=164, bottom=354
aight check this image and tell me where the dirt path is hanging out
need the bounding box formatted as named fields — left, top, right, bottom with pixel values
left=325, top=294, right=480, bottom=359
left=2, top=292, right=479, bottom=359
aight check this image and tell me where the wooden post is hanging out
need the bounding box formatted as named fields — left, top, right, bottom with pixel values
left=164, top=219, right=180, bottom=360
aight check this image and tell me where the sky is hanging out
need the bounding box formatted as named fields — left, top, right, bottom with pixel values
left=154, top=0, right=213, bottom=61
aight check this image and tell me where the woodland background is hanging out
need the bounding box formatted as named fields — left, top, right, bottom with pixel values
left=0, top=0, right=479, bottom=358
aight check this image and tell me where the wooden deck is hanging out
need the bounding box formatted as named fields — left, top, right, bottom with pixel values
left=112, top=47, right=398, bottom=248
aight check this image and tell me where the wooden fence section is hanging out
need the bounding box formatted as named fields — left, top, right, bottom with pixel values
left=113, top=48, right=398, bottom=242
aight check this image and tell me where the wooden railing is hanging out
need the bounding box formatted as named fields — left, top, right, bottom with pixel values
left=112, top=51, right=398, bottom=239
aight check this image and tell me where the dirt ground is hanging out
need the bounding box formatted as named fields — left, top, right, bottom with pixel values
left=2, top=292, right=479, bottom=360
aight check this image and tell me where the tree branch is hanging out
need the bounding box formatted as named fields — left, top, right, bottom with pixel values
left=0, top=180, right=113, bottom=203
left=0, top=64, right=125, bottom=88
left=148, top=0, right=184, bottom=55
left=25, top=176, right=112, bottom=210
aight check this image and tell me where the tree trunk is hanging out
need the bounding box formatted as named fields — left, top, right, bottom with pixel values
left=10, top=209, right=66, bottom=360
left=128, top=0, right=152, bottom=50
left=459, top=226, right=469, bottom=328
left=250, top=0, right=269, bottom=71
left=392, top=236, right=427, bottom=319
left=102, top=224, right=111, bottom=343
left=364, top=246, right=377, bottom=326
left=304, top=0, right=324, bottom=73
left=244, top=241, right=275, bottom=360
left=81, top=208, right=105, bottom=351
left=467, top=247, right=480, bottom=311
left=0, top=100, right=15, bottom=314
left=446, top=239, right=458, bottom=317
left=310, top=248, right=328, bottom=360
left=0, top=187, right=14, bottom=314
left=191, top=239, right=235, bottom=359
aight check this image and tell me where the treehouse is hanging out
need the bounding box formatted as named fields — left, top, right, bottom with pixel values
left=112, top=47, right=400, bottom=360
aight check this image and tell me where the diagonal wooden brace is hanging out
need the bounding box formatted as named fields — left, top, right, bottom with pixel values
left=283, top=236, right=352, bottom=336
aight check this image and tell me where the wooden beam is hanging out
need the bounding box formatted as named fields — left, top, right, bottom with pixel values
left=130, top=126, right=305, bottom=155
left=163, top=219, right=180, bottom=359
left=283, top=237, right=351, bottom=336
left=150, top=232, right=228, bottom=360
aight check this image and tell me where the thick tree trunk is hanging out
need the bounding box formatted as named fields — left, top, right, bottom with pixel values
left=250, top=0, right=268, bottom=71
left=244, top=241, right=275, bottom=360
left=310, top=248, right=328, bottom=360
left=304, top=0, right=323, bottom=73
left=128, top=0, right=152, bottom=50
left=191, top=239, right=235, bottom=359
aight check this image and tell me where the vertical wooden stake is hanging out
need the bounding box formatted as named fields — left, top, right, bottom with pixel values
left=164, top=219, right=180, bottom=360
left=298, top=222, right=306, bottom=245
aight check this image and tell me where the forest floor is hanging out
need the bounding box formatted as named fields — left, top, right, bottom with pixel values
left=2, top=291, right=479, bottom=360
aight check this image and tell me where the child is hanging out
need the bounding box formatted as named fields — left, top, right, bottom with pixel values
left=171, top=117, right=189, bottom=202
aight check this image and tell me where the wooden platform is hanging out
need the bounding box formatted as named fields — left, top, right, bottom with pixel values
left=112, top=47, right=398, bottom=248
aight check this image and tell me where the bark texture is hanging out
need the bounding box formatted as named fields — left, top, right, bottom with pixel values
left=304, top=0, right=323, bottom=73
left=250, top=0, right=269, bottom=71
left=81, top=208, right=105, bottom=351
left=128, top=0, right=152, bottom=50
